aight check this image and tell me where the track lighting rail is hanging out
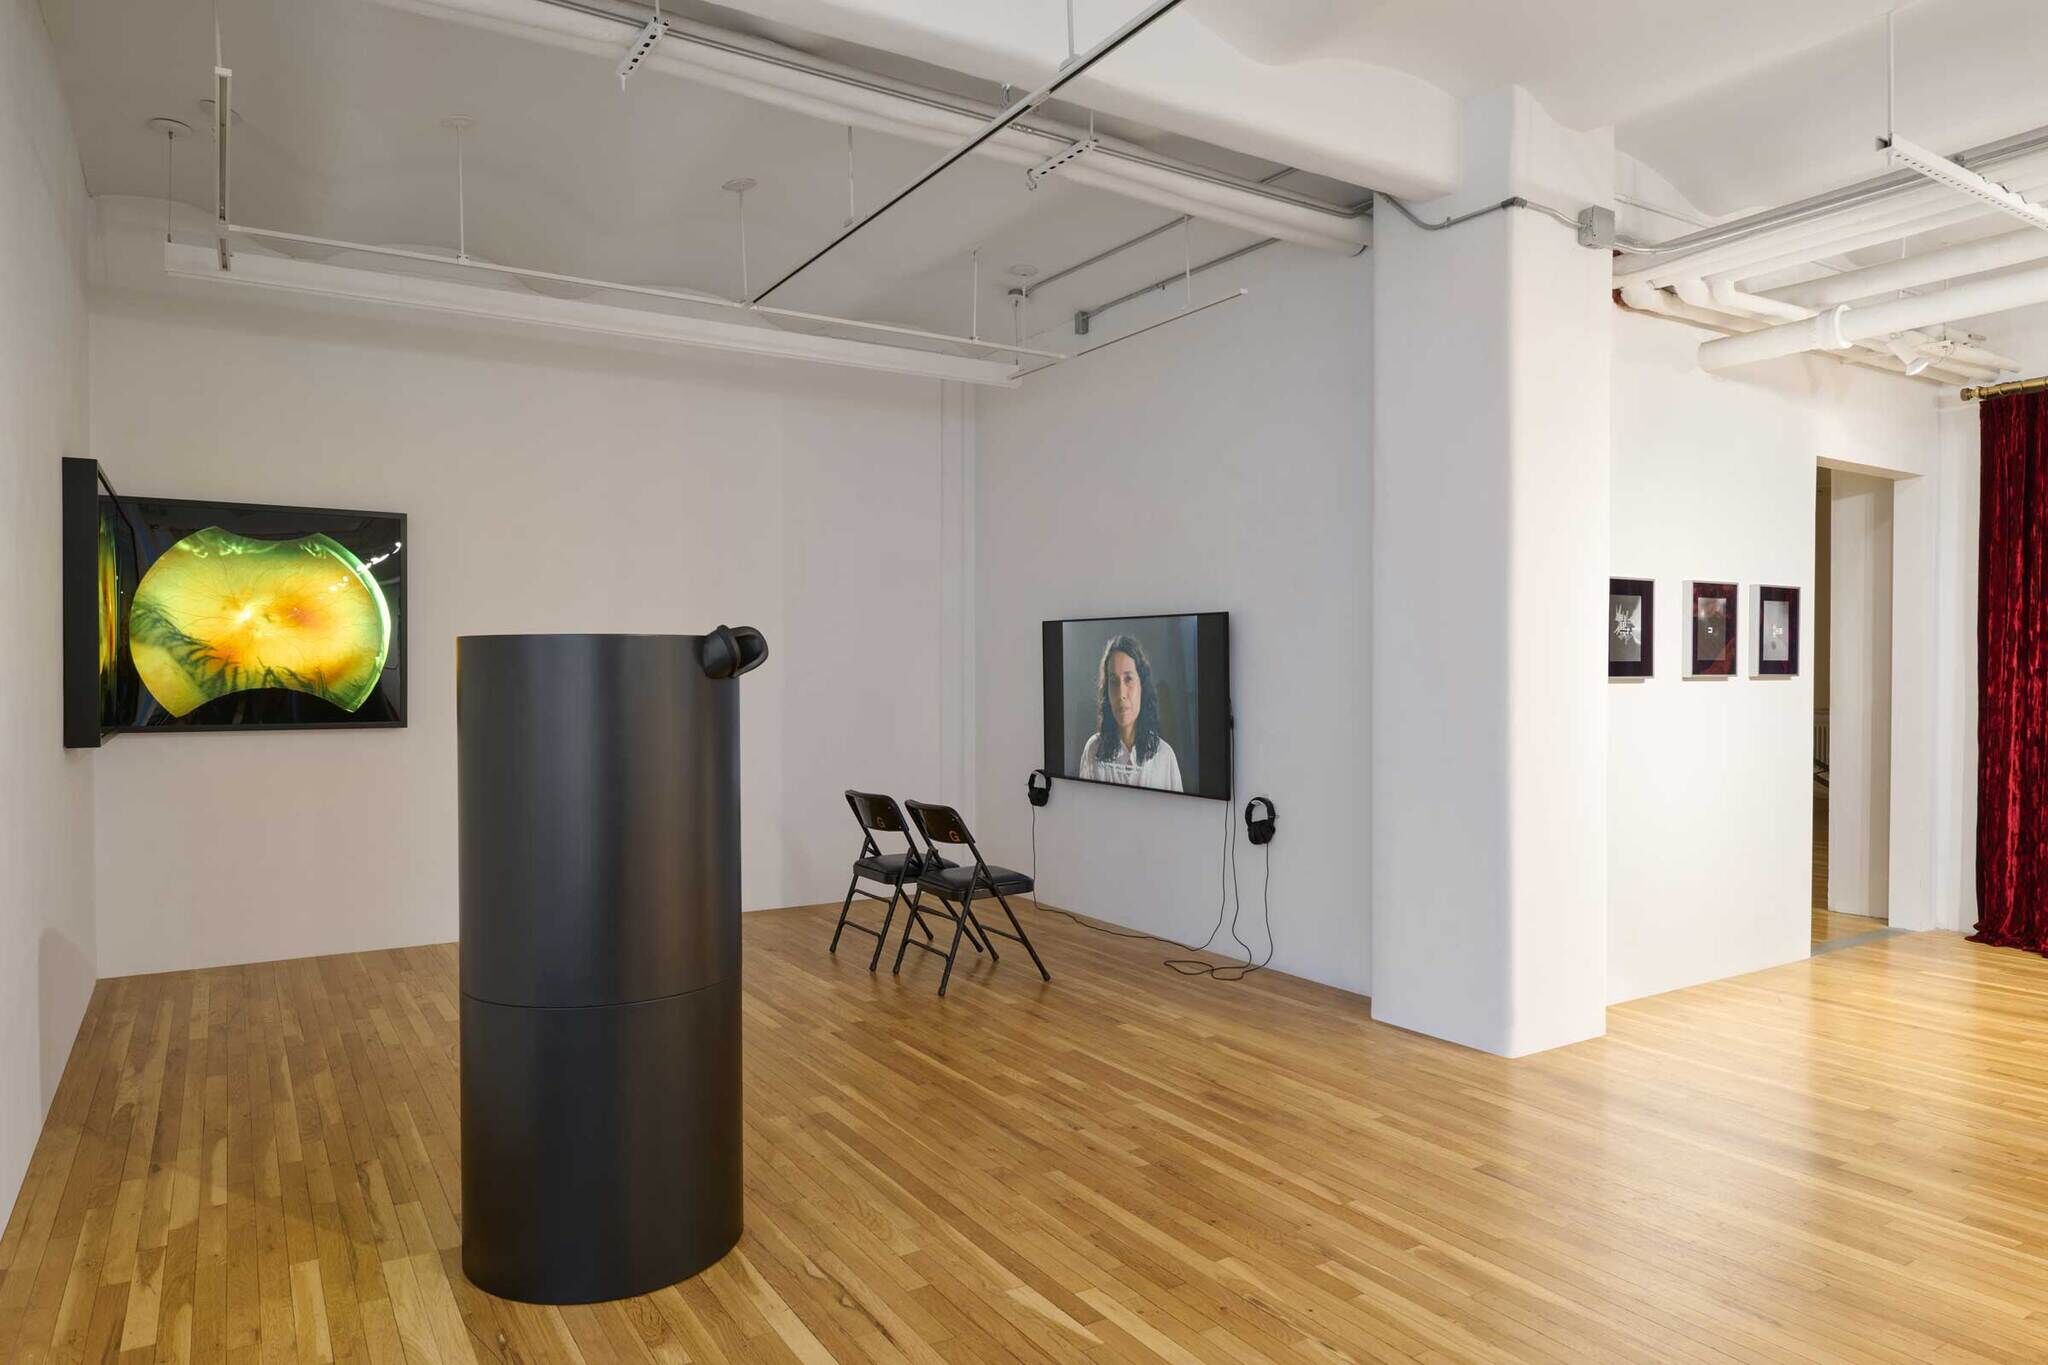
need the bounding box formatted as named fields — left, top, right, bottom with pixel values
left=526, top=0, right=1363, bottom=225
left=218, top=225, right=1072, bottom=361
left=746, top=0, right=1189, bottom=305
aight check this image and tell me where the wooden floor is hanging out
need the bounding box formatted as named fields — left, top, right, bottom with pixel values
left=1810, top=907, right=1886, bottom=946
left=6, top=909, right=2048, bottom=1364
left=1809, top=791, right=1888, bottom=947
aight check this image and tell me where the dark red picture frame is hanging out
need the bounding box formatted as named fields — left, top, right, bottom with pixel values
left=1686, top=580, right=1738, bottom=677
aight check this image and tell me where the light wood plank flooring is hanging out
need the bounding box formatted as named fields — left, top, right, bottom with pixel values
left=5, top=906, right=2047, bottom=1362
left=1809, top=792, right=1888, bottom=947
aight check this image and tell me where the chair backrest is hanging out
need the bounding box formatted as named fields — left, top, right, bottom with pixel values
left=845, top=790, right=914, bottom=860
left=904, top=799, right=976, bottom=848
left=905, top=800, right=997, bottom=888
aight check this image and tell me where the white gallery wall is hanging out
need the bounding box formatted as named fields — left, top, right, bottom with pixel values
left=973, top=244, right=1373, bottom=995
left=85, top=204, right=955, bottom=977
left=1608, top=309, right=1939, bottom=1003
left=0, top=0, right=97, bottom=1205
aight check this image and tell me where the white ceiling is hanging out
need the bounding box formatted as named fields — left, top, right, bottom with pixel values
left=36, top=0, right=2048, bottom=347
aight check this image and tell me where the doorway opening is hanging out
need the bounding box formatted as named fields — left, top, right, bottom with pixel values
left=1813, top=465, right=1894, bottom=951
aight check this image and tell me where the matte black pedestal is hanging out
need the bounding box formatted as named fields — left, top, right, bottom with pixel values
left=457, top=633, right=756, bottom=1304
left=460, top=984, right=743, bottom=1304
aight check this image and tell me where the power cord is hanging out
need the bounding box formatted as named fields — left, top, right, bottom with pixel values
left=1026, top=796, right=1274, bottom=981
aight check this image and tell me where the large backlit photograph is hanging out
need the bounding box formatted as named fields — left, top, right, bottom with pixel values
left=93, top=487, right=406, bottom=733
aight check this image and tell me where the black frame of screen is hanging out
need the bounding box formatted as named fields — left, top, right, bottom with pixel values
left=1041, top=610, right=1233, bottom=801
left=72, top=469, right=409, bottom=738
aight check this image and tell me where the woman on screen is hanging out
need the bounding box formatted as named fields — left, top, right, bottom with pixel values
left=1077, top=634, right=1184, bottom=792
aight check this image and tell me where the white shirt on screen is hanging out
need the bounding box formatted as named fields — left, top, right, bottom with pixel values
left=1077, top=734, right=1184, bottom=792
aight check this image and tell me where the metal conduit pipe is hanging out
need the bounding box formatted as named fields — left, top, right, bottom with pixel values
left=1765, top=226, right=2048, bottom=309
left=1696, top=168, right=2048, bottom=291
left=364, top=0, right=1371, bottom=252
left=1614, top=122, right=2048, bottom=274
left=1697, top=258, right=2048, bottom=372
left=1628, top=153, right=2048, bottom=290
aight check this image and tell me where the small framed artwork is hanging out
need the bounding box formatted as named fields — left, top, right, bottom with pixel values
left=1608, top=577, right=1654, bottom=679
left=1751, top=584, right=1800, bottom=677
left=1683, top=580, right=1738, bottom=677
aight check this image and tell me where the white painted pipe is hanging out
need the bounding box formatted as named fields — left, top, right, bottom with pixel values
left=1706, top=279, right=1808, bottom=321
left=1624, top=151, right=2048, bottom=288
left=1623, top=178, right=1966, bottom=286
left=1693, top=278, right=2017, bottom=373
left=363, top=0, right=1371, bottom=252
left=1703, top=192, right=2048, bottom=293
left=1766, top=226, right=2048, bottom=308
left=1620, top=283, right=1987, bottom=386
left=1698, top=258, right=2048, bottom=371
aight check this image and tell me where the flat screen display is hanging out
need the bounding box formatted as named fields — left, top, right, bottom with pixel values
left=1042, top=612, right=1231, bottom=800
left=87, top=483, right=406, bottom=734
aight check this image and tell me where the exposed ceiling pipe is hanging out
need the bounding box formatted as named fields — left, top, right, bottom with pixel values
left=363, top=0, right=1371, bottom=252
left=1617, top=282, right=1989, bottom=386
left=1765, top=226, right=2048, bottom=309
left=1699, top=177, right=2048, bottom=292
left=1625, top=155, right=2048, bottom=290
left=1697, top=259, right=2048, bottom=372
left=1694, top=278, right=2018, bottom=372
left=1614, top=122, right=2048, bottom=275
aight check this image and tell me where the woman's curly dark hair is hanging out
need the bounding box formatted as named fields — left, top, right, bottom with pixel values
left=1095, top=633, right=1162, bottom=764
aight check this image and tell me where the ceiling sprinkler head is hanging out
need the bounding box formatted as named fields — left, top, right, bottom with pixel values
left=1007, top=264, right=1039, bottom=279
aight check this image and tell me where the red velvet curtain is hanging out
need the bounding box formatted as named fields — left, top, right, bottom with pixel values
left=1976, top=389, right=2048, bottom=954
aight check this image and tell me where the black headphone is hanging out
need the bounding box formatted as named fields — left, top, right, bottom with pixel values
left=699, top=625, right=770, bottom=680
left=1245, top=796, right=1276, bottom=845
left=1027, top=769, right=1052, bottom=807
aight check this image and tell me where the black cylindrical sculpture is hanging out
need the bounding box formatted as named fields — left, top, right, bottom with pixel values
left=457, top=629, right=768, bottom=1304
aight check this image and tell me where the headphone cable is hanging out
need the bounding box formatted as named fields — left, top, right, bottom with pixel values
left=1026, top=791, right=1273, bottom=980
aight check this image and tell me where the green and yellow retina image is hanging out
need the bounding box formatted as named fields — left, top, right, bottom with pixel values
left=96, top=510, right=122, bottom=713
left=128, top=527, right=393, bottom=717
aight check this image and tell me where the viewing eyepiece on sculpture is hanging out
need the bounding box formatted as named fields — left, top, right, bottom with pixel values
left=698, top=624, right=769, bottom=679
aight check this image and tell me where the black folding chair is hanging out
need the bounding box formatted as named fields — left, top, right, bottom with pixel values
left=895, top=800, right=1051, bottom=997
left=828, top=790, right=968, bottom=971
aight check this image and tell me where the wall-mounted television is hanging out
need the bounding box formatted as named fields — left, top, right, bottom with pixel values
left=1042, top=612, right=1231, bottom=800
left=63, top=458, right=406, bottom=746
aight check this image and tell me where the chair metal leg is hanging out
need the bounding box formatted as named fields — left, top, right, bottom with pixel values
left=936, top=890, right=973, bottom=997
left=892, top=887, right=922, bottom=975
left=994, top=890, right=1050, bottom=982
left=964, top=905, right=998, bottom=963
left=827, top=872, right=861, bottom=954
left=867, top=881, right=905, bottom=972
left=905, top=886, right=937, bottom=947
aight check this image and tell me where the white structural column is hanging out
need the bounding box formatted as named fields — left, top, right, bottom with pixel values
left=1370, top=89, right=1614, bottom=1056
